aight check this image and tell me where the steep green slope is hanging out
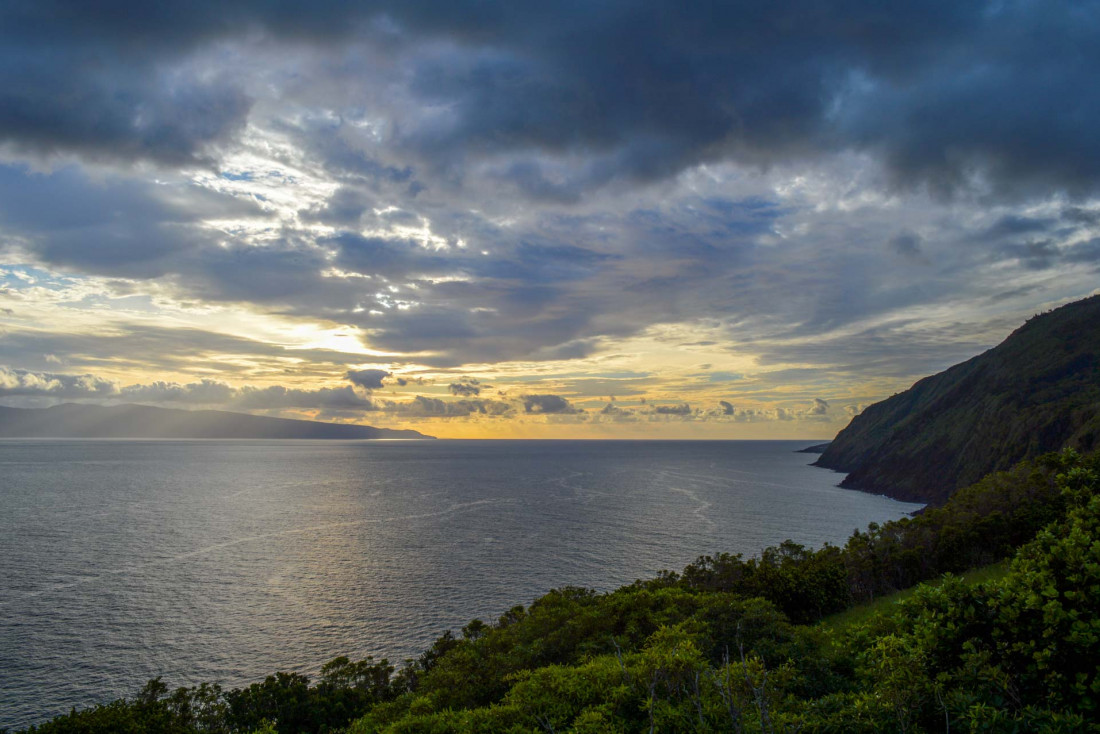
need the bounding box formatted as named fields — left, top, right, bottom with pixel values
left=816, top=294, right=1100, bottom=504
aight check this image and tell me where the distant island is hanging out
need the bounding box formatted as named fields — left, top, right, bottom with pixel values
left=0, top=403, right=433, bottom=440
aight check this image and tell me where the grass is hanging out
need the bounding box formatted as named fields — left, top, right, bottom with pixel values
left=819, top=559, right=1011, bottom=631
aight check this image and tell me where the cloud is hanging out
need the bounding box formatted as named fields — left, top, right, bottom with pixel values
left=0, top=164, right=265, bottom=277
left=380, top=395, right=512, bottom=418
left=2, top=2, right=1098, bottom=197
left=0, top=368, right=380, bottom=413
left=0, top=364, right=527, bottom=420
left=0, top=324, right=376, bottom=375
left=808, top=398, right=829, bottom=416
left=347, top=368, right=391, bottom=390
left=121, top=379, right=235, bottom=404
left=0, top=365, right=118, bottom=397
left=448, top=377, right=482, bottom=397
left=654, top=403, right=692, bottom=416
left=233, top=385, right=375, bottom=411
left=522, top=394, right=579, bottom=414
left=889, top=233, right=923, bottom=259
left=4, top=1, right=1100, bottom=437
left=0, top=47, right=250, bottom=166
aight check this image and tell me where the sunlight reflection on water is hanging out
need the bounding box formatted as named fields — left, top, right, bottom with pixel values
left=0, top=439, right=921, bottom=729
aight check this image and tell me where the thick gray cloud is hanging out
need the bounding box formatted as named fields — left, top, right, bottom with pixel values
left=522, top=394, right=578, bottom=415
left=889, top=233, right=923, bottom=259
left=0, top=165, right=264, bottom=277
left=751, top=318, right=1017, bottom=380
left=4, top=1, right=1100, bottom=196
left=448, top=377, right=482, bottom=397
left=347, top=368, right=391, bottom=390
left=380, top=395, right=511, bottom=418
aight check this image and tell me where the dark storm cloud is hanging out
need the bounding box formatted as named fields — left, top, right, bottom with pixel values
left=3, top=2, right=1100, bottom=196
left=0, top=43, right=250, bottom=165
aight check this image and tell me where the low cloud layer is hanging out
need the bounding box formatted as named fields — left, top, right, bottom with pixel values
left=0, top=365, right=849, bottom=432
left=0, top=365, right=118, bottom=398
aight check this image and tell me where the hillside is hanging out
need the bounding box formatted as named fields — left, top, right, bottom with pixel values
left=816, top=294, right=1100, bottom=504
left=0, top=403, right=432, bottom=440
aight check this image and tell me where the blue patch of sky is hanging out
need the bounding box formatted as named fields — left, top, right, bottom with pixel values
left=0, top=265, right=80, bottom=291
left=707, top=371, right=743, bottom=382
left=57, top=293, right=158, bottom=312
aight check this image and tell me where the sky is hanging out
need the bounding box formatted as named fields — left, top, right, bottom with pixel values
left=0, top=0, right=1098, bottom=439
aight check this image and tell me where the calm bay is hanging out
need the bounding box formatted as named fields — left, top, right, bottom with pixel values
left=0, top=439, right=921, bottom=729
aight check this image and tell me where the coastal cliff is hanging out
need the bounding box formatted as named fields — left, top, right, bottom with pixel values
left=816, top=294, right=1100, bottom=504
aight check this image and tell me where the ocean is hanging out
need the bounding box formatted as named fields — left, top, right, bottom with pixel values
left=0, top=439, right=921, bottom=729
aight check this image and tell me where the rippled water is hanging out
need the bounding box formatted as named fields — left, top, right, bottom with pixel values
left=0, top=439, right=921, bottom=729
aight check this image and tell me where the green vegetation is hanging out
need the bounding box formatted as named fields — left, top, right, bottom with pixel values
left=18, top=450, right=1100, bottom=733
left=817, top=294, right=1100, bottom=504
left=818, top=559, right=1010, bottom=632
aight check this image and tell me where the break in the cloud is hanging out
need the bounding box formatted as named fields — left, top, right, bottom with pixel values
left=1, top=2, right=1100, bottom=437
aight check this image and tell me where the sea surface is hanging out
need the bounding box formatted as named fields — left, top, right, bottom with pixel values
left=0, top=439, right=921, bottom=729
